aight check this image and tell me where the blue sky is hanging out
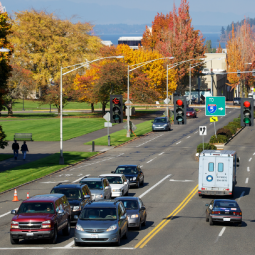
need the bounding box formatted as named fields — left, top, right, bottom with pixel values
left=4, top=0, right=255, bottom=26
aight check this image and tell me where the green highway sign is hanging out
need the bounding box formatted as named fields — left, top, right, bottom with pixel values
left=205, top=96, right=226, bottom=116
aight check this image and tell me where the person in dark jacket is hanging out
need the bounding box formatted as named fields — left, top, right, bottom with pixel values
left=12, top=140, right=19, bottom=160
left=21, top=141, right=29, bottom=160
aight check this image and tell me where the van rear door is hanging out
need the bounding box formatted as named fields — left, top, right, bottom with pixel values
left=215, top=158, right=230, bottom=188
left=202, top=158, right=216, bottom=188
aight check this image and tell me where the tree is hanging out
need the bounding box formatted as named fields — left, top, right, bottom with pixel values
left=0, top=12, right=13, bottom=114
left=217, top=43, right=223, bottom=53
left=205, top=40, right=212, bottom=53
left=0, top=125, right=8, bottom=149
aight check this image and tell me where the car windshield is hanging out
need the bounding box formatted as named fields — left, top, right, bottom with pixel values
left=80, top=208, right=117, bottom=220
left=115, top=167, right=137, bottom=174
left=187, top=108, right=194, bottom=111
left=214, top=201, right=239, bottom=208
left=18, top=202, right=54, bottom=214
left=153, top=118, right=167, bottom=123
left=80, top=181, right=103, bottom=190
left=51, top=188, right=81, bottom=200
left=104, top=176, right=123, bottom=184
left=119, top=200, right=138, bottom=210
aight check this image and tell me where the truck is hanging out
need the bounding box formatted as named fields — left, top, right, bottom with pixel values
left=198, top=150, right=240, bottom=196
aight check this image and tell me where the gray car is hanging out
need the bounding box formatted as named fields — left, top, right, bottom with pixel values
left=152, top=117, right=171, bottom=131
left=74, top=200, right=128, bottom=246
left=80, top=177, right=111, bottom=201
left=115, top=197, right=146, bottom=229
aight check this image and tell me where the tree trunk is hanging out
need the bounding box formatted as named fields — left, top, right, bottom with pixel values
left=91, top=103, right=94, bottom=113
left=58, top=106, right=60, bottom=116
left=102, top=103, right=106, bottom=115
left=6, top=103, right=13, bottom=116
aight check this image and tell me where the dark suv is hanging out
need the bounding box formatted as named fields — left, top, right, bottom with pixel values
left=50, top=183, right=91, bottom=222
left=10, top=194, right=71, bottom=244
left=112, top=165, right=144, bottom=188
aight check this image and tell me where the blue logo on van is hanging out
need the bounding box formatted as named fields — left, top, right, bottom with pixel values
left=206, top=175, right=213, bottom=182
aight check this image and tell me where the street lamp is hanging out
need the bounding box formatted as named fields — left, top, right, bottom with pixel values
left=0, top=47, right=10, bottom=52
left=59, top=55, right=124, bottom=164
left=126, top=57, right=174, bottom=137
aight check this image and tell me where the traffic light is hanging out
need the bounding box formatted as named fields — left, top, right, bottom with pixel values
left=110, top=95, right=123, bottom=123
left=237, top=70, right=241, bottom=77
left=174, top=96, right=187, bottom=125
left=241, top=98, right=254, bottom=126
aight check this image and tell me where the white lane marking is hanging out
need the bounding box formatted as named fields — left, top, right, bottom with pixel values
left=210, top=123, right=213, bottom=125
left=139, top=175, right=171, bottom=199
left=247, top=167, right=250, bottom=172
left=0, top=247, right=135, bottom=250
left=187, top=136, right=191, bottom=139
left=158, top=152, right=165, bottom=155
left=169, top=179, right=194, bottom=182
left=195, top=131, right=198, bottom=134
left=229, top=111, right=232, bottom=113
left=72, top=174, right=90, bottom=183
left=176, top=141, right=181, bottom=145
left=146, top=157, right=157, bottom=163
left=0, top=208, right=18, bottom=218
left=64, top=240, right=74, bottom=248
left=249, top=158, right=252, bottom=162
left=238, top=191, right=245, bottom=202
left=140, top=165, right=143, bottom=168
left=245, top=178, right=249, bottom=184
left=253, top=152, right=255, bottom=155
left=41, top=180, right=69, bottom=184
left=219, top=227, right=226, bottom=237
left=136, top=134, right=164, bottom=148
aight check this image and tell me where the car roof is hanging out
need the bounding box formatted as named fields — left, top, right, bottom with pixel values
left=85, top=200, right=119, bottom=208
left=24, top=194, right=64, bottom=203
left=154, top=117, right=167, bottom=119
left=52, top=183, right=85, bottom=189
left=99, top=174, right=124, bottom=177
left=117, top=165, right=138, bottom=168
left=115, top=197, right=139, bottom=201
left=80, top=177, right=104, bottom=181
left=213, top=199, right=237, bottom=202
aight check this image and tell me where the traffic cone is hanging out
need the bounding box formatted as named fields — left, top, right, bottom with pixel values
left=26, top=192, right=29, bottom=199
left=12, top=189, right=19, bottom=202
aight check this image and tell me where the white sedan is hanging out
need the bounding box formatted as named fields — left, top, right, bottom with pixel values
left=99, top=174, right=129, bottom=197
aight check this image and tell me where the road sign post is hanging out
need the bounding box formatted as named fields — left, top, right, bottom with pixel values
left=199, top=126, right=207, bottom=151
left=205, top=96, right=226, bottom=116
left=103, top=112, right=111, bottom=146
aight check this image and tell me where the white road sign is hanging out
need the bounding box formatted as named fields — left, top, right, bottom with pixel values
left=104, top=122, right=112, bottom=127
left=164, top=98, right=170, bottom=104
left=199, top=126, right=207, bottom=136
left=103, top=112, right=110, bottom=122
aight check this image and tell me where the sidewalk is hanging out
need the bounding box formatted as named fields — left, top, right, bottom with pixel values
left=0, top=112, right=162, bottom=172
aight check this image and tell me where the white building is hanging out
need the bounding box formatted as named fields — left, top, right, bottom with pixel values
left=118, top=36, right=142, bottom=50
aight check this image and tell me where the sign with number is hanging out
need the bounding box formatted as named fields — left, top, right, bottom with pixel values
left=199, top=126, right=207, bottom=136
left=210, top=116, right=218, bottom=122
left=205, top=96, right=226, bottom=116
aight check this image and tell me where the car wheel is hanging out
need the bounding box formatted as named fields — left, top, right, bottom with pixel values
left=138, top=220, right=142, bottom=230
left=123, top=228, right=128, bottom=239
left=125, top=189, right=129, bottom=196
left=50, top=226, right=58, bottom=244
left=209, top=217, right=214, bottom=226
left=136, top=181, right=140, bottom=188
left=10, top=235, right=19, bottom=245
left=62, top=219, right=70, bottom=236
left=142, top=215, right=147, bottom=226
left=115, top=232, right=121, bottom=246
left=206, top=213, right=209, bottom=222
left=141, top=178, right=144, bottom=186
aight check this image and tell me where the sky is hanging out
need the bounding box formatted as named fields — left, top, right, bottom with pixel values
left=4, top=0, right=255, bottom=27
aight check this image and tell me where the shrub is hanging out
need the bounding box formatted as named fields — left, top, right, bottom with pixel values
left=224, top=125, right=236, bottom=135
left=216, top=128, right=232, bottom=139
left=197, top=143, right=217, bottom=153
left=209, top=134, right=228, bottom=144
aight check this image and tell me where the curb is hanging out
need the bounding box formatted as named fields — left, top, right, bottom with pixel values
left=224, top=126, right=245, bottom=146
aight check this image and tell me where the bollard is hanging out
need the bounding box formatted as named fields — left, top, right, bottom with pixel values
left=108, top=135, right=111, bottom=146
left=92, top=141, right=95, bottom=152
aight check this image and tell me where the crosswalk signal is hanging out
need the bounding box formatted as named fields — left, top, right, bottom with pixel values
left=174, top=96, right=187, bottom=125
left=241, top=98, right=254, bottom=126
left=110, top=95, right=123, bottom=123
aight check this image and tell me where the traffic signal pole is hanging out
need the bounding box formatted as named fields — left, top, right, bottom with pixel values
left=127, top=65, right=130, bottom=137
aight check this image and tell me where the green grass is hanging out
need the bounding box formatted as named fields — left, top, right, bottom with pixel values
left=0, top=154, right=13, bottom=161
left=1, top=118, right=107, bottom=141
left=85, top=119, right=153, bottom=146
left=0, top=152, right=98, bottom=193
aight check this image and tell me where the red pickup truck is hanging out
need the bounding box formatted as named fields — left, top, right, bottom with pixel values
left=10, top=194, right=71, bottom=244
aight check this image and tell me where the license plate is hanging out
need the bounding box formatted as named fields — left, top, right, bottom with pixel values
left=223, top=218, right=231, bottom=221
left=26, top=233, right=34, bottom=236
left=91, top=234, right=98, bottom=238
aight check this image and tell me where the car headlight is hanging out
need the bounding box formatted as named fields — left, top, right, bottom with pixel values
left=113, top=189, right=121, bottom=192
left=42, top=220, right=51, bottom=228
left=76, top=224, right=84, bottom=231
left=163, top=124, right=167, bottom=127
left=133, top=177, right=137, bottom=181
left=11, top=221, right=19, bottom=229
left=96, top=194, right=103, bottom=198
left=131, top=214, right=139, bottom=218
left=106, top=224, right=117, bottom=232
left=73, top=206, right=81, bottom=212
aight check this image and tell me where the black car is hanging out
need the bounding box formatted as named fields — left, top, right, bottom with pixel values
left=112, top=165, right=144, bottom=188
left=205, top=199, right=242, bottom=226
left=51, top=183, right=91, bottom=222
left=233, top=97, right=241, bottom=105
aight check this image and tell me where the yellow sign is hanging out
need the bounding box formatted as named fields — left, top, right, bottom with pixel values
left=210, top=116, right=218, bottom=122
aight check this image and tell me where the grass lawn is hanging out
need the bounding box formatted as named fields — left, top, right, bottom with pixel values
left=0, top=152, right=98, bottom=193
left=1, top=118, right=107, bottom=141
left=85, top=119, right=153, bottom=146
left=0, top=154, right=13, bottom=161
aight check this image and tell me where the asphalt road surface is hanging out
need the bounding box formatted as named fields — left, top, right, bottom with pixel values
left=2, top=108, right=254, bottom=255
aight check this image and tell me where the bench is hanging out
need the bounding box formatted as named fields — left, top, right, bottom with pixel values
left=14, top=133, right=33, bottom=141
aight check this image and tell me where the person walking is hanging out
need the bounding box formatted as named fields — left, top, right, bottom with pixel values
left=21, top=141, right=29, bottom=161
left=12, top=140, right=19, bottom=160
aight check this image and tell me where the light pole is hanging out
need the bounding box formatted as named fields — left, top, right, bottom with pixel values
left=59, top=55, right=124, bottom=164
left=126, top=57, right=174, bottom=137
left=0, top=47, right=10, bottom=52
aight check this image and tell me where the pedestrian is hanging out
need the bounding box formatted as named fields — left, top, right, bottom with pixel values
left=12, top=140, right=19, bottom=160
left=21, top=141, right=29, bottom=161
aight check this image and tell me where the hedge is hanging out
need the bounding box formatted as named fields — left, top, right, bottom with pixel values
left=197, top=143, right=217, bottom=153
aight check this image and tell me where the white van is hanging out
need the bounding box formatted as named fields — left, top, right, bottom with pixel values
left=198, top=150, right=239, bottom=196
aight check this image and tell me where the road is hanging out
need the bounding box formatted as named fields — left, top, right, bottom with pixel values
left=1, top=108, right=253, bottom=255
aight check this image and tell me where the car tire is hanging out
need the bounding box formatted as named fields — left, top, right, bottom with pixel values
left=125, top=189, right=129, bottom=196
left=209, top=217, right=214, bottom=226
left=206, top=213, right=209, bottom=222
left=136, top=181, right=140, bottom=188
left=141, top=178, right=144, bottom=186
left=123, top=228, right=128, bottom=239
left=142, top=215, right=147, bottom=226
left=10, top=235, right=19, bottom=245
left=50, top=226, right=58, bottom=244
left=138, top=220, right=142, bottom=230
left=115, top=232, right=121, bottom=246
left=62, top=219, right=70, bottom=236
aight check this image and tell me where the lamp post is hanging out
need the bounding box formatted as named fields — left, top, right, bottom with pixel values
left=59, top=55, right=124, bottom=164
left=0, top=47, right=10, bottom=52
left=126, top=57, right=174, bottom=137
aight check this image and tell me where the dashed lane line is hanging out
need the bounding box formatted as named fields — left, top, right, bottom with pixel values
left=136, top=134, right=164, bottom=148
left=237, top=191, right=245, bottom=202
left=158, top=152, right=165, bottom=155
left=219, top=227, right=226, bottom=237
left=0, top=208, right=18, bottom=218
left=245, top=178, right=249, bottom=184
left=176, top=141, right=181, bottom=145
left=186, top=136, right=191, bottom=139
left=247, top=167, right=250, bottom=172
left=170, top=179, right=194, bottom=182
left=249, top=158, right=252, bottom=162
left=72, top=174, right=90, bottom=183
left=146, top=157, right=157, bottom=163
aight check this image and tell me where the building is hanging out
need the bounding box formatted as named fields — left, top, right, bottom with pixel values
left=118, top=37, right=142, bottom=50
left=101, top=41, right=113, bottom=47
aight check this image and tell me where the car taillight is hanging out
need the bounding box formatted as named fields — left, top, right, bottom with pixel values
left=233, top=212, right=242, bottom=216
left=226, top=188, right=229, bottom=191
left=201, top=188, right=205, bottom=190
left=212, top=211, right=221, bottom=214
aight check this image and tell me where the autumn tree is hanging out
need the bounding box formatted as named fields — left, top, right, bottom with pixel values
left=0, top=125, right=8, bottom=149
left=217, top=43, right=223, bottom=53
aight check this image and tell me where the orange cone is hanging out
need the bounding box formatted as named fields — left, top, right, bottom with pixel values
left=12, top=189, right=19, bottom=202
left=26, top=192, right=29, bottom=199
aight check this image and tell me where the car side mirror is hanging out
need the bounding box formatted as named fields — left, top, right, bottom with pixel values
left=105, top=186, right=109, bottom=190
left=205, top=204, right=209, bottom=206
left=58, top=209, right=64, bottom=215
left=111, top=171, right=115, bottom=173
left=11, top=210, right=16, bottom=215
left=120, top=213, right=127, bottom=220
left=140, top=206, right=146, bottom=211
left=124, top=181, right=128, bottom=185
left=84, top=195, right=90, bottom=199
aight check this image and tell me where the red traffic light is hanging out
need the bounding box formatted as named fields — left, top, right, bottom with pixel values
left=112, top=98, right=120, bottom=105
left=176, top=99, right=183, bottom=106
left=243, top=101, right=251, bottom=108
